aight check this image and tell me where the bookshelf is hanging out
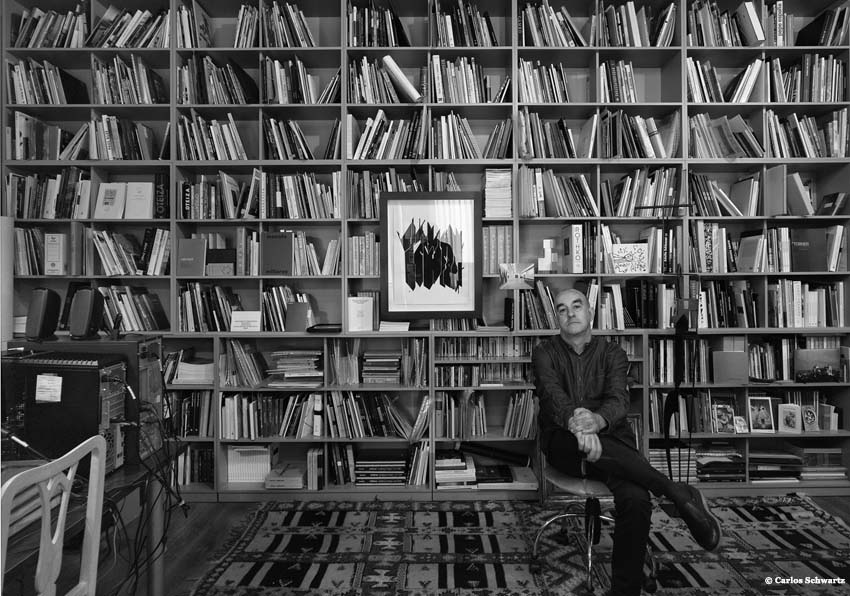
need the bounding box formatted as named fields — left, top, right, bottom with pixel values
left=3, top=0, right=849, bottom=501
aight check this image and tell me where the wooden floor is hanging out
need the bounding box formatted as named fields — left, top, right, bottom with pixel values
left=85, top=495, right=850, bottom=596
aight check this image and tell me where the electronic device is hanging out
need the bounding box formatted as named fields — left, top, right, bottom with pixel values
left=25, top=288, right=61, bottom=341
left=4, top=352, right=126, bottom=473
left=68, top=288, right=105, bottom=339
left=9, top=336, right=162, bottom=464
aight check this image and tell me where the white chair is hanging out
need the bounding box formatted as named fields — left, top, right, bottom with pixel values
left=1, top=435, right=107, bottom=596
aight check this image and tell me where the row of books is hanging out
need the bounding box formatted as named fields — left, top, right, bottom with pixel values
left=6, top=58, right=89, bottom=105
left=686, top=56, right=762, bottom=103
left=595, top=1, right=678, bottom=47
left=767, top=279, right=846, bottom=329
left=177, top=110, right=247, bottom=161
left=433, top=391, right=488, bottom=439
left=688, top=113, right=764, bottom=159
left=178, top=55, right=258, bottom=105
left=433, top=362, right=531, bottom=388
left=189, top=169, right=339, bottom=221
left=8, top=169, right=101, bottom=221
left=174, top=445, right=214, bottom=486
left=599, top=110, right=679, bottom=160
left=431, top=0, right=499, bottom=47
left=259, top=229, right=341, bottom=277
left=349, top=56, right=422, bottom=104
left=91, top=54, right=168, bottom=105
left=346, top=232, right=380, bottom=276
left=518, top=169, right=598, bottom=218
left=517, top=108, right=595, bottom=160
left=649, top=339, right=711, bottom=385
left=166, top=390, right=214, bottom=437
left=261, top=1, right=316, bottom=48
left=11, top=4, right=90, bottom=49
left=481, top=225, right=513, bottom=275
left=692, top=223, right=845, bottom=275
left=483, top=168, right=511, bottom=217
left=263, top=116, right=316, bottom=160
left=517, top=59, right=576, bottom=104
left=430, top=55, right=510, bottom=104
left=346, top=108, right=429, bottom=160
left=686, top=0, right=765, bottom=47
left=98, top=284, right=170, bottom=332
left=27, top=48, right=842, bottom=109
left=766, top=107, right=848, bottom=159
left=435, top=336, right=534, bottom=360
left=769, top=54, right=847, bottom=103
left=226, top=446, right=271, bottom=483
left=177, top=282, right=243, bottom=333
left=347, top=2, right=411, bottom=48
left=220, top=339, right=265, bottom=387
left=263, top=56, right=338, bottom=105
left=347, top=168, right=423, bottom=219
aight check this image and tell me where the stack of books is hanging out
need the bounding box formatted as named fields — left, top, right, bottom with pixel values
left=264, top=463, right=306, bottom=489
left=362, top=350, right=401, bottom=384
left=484, top=168, right=512, bottom=217
left=477, top=464, right=538, bottom=491
left=265, top=349, right=323, bottom=387
left=354, top=449, right=408, bottom=486
left=435, top=453, right=477, bottom=489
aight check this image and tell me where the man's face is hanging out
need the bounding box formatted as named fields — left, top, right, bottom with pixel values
left=555, top=290, right=592, bottom=337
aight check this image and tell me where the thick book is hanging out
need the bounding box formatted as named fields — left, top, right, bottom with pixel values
left=261, top=231, right=294, bottom=275
left=789, top=227, right=828, bottom=271
left=176, top=237, right=207, bottom=276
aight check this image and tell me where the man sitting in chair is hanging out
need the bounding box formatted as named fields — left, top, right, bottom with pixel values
left=532, top=289, right=721, bottom=596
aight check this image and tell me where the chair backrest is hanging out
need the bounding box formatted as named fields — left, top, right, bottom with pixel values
left=1, top=435, right=107, bottom=596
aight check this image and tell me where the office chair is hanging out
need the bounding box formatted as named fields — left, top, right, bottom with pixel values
left=531, top=456, right=657, bottom=594
left=1, top=435, right=107, bottom=596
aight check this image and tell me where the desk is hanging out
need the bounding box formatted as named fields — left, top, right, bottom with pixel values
left=2, top=455, right=168, bottom=596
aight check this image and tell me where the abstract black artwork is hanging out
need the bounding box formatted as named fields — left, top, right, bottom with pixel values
left=381, top=192, right=481, bottom=320
left=398, top=219, right=463, bottom=292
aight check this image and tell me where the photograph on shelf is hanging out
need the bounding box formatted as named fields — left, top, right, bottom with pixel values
left=748, top=396, right=775, bottom=433
left=733, top=416, right=748, bottom=434
left=777, top=404, right=802, bottom=434
left=380, top=192, right=481, bottom=320
left=712, top=403, right=736, bottom=433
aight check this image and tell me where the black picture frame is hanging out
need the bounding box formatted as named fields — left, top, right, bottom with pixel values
left=380, top=191, right=482, bottom=321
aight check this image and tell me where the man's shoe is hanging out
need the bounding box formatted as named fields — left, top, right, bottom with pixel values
left=675, top=484, right=721, bottom=551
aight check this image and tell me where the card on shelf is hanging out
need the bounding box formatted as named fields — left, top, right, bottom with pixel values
left=123, top=182, right=155, bottom=219
left=93, top=182, right=127, bottom=219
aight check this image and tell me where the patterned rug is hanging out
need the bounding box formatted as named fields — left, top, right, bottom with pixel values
left=188, top=495, right=850, bottom=596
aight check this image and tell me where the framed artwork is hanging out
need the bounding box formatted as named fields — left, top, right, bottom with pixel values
left=380, top=191, right=482, bottom=320
left=748, top=396, right=775, bottom=433
left=777, top=403, right=802, bottom=433
left=711, top=403, right=736, bottom=433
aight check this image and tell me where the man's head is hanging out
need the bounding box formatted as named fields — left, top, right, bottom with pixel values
left=554, top=288, right=593, bottom=341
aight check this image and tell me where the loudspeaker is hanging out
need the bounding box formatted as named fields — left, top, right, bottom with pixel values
left=68, top=288, right=104, bottom=340
left=25, top=288, right=60, bottom=341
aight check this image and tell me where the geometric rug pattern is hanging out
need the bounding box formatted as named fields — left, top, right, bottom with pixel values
left=188, top=494, right=850, bottom=596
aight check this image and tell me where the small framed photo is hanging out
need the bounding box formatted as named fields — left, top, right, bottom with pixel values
left=712, top=403, right=736, bottom=433
left=748, top=396, right=775, bottom=433
left=802, top=404, right=819, bottom=432
left=777, top=403, right=802, bottom=434
left=733, top=416, right=749, bottom=434
left=381, top=191, right=482, bottom=320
